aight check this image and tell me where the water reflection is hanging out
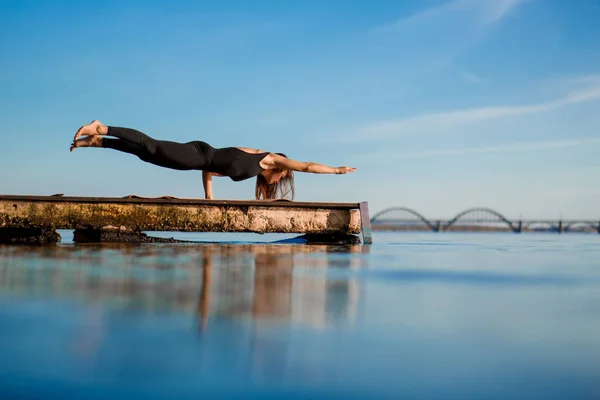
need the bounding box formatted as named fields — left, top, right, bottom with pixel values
left=0, top=243, right=369, bottom=332
left=1, top=239, right=600, bottom=398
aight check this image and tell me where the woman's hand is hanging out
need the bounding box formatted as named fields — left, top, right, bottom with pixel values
left=335, top=166, right=357, bottom=174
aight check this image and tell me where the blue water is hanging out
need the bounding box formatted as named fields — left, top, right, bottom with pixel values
left=0, top=232, right=599, bottom=399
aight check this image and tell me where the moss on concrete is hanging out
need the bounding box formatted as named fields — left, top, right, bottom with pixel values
left=0, top=200, right=361, bottom=234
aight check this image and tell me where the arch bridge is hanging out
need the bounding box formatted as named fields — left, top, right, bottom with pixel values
left=370, top=207, right=599, bottom=234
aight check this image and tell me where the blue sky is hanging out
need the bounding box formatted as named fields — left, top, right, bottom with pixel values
left=1, top=0, right=599, bottom=219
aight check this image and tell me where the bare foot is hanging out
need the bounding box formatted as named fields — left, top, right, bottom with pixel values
left=73, top=120, right=106, bottom=142
left=70, top=135, right=103, bottom=152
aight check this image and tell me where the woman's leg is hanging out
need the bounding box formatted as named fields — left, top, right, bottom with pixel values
left=71, top=121, right=207, bottom=170
left=70, top=136, right=148, bottom=161
left=105, top=126, right=161, bottom=156
left=100, top=138, right=152, bottom=161
left=73, top=120, right=108, bottom=141
left=73, top=120, right=158, bottom=153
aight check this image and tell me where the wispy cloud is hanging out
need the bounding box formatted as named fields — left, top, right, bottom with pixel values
left=374, top=0, right=527, bottom=32
left=367, top=0, right=530, bottom=77
left=349, top=80, right=600, bottom=141
left=559, top=73, right=600, bottom=88
left=371, top=1, right=464, bottom=32
left=460, top=71, right=484, bottom=83
left=483, top=0, right=530, bottom=24
left=363, top=137, right=600, bottom=161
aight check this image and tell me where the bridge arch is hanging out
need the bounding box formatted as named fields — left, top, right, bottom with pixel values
left=524, top=221, right=559, bottom=231
left=445, top=207, right=516, bottom=231
left=563, top=221, right=598, bottom=232
left=370, top=207, right=437, bottom=231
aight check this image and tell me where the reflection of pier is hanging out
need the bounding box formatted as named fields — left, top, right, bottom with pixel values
left=371, top=207, right=600, bottom=234
left=0, top=243, right=366, bottom=331
left=0, top=244, right=369, bottom=386
left=203, top=245, right=363, bottom=329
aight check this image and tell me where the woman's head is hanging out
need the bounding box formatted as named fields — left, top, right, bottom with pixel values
left=255, top=153, right=295, bottom=200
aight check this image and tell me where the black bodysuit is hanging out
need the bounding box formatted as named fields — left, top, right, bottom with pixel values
left=101, top=126, right=269, bottom=181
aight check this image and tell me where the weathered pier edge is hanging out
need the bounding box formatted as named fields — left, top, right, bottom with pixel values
left=0, top=195, right=372, bottom=245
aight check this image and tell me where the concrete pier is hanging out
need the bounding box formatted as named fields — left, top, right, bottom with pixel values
left=0, top=195, right=369, bottom=244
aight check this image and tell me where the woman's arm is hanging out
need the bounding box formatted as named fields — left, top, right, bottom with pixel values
left=202, top=171, right=214, bottom=199
left=271, top=154, right=357, bottom=174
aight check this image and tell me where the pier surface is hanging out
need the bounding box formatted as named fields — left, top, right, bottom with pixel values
left=0, top=195, right=362, bottom=235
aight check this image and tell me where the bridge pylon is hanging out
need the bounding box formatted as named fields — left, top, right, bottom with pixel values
left=515, top=221, right=522, bottom=233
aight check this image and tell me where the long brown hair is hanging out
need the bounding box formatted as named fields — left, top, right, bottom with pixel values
left=255, top=153, right=295, bottom=200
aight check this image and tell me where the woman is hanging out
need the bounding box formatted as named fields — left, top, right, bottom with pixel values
left=70, top=120, right=357, bottom=200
